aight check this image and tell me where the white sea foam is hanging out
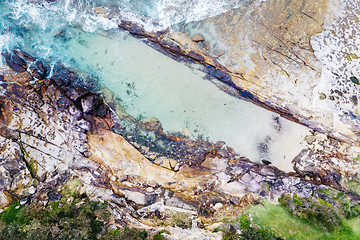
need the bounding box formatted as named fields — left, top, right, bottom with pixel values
left=8, top=0, right=242, bottom=32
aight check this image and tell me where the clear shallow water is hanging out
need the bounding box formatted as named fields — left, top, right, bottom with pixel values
left=0, top=0, right=310, bottom=171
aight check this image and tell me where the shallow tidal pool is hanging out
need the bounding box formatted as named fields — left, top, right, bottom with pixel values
left=0, top=0, right=311, bottom=172
left=62, top=28, right=311, bottom=171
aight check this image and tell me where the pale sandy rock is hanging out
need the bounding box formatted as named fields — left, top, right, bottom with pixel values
left=28, top=186, right=36, bottom=194
left=94, top=6, right=107, bottom=16
left=123, top=190, right=146, bottom=205
left=154, top=157, right=177, bottom=170
left=213, top=202, right=223, bottom=211
left=164, top=226, right=222, bottom=240
left=192, top=34, right=205, bottom=42
left=88, top=130, right=176, bottom=184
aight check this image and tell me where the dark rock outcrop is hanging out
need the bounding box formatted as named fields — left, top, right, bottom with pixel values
left=3, top=52, right=27, bottom=73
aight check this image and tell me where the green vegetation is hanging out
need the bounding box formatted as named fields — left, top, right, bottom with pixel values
left=0, top=178, right=163, bottom=240
left=350, top=76, right=360, bottom=85
left=345, top=179, right=360, bottom=195
left=247, top=196, right=360, bottom=240
left=0, top=200, right=110, bottom=239
left=169, top=212, right=192, bottom=229
left=353, top=155, right=360, bottom=161
left=221, top=214, right=282, bottom=240
left=340, top=200, right=360, bottom=219
left=152, top=232, right=166, bottom=240
left=101, top=228, right=148, bottom=240
left=278, top=194, right=342, bottom=231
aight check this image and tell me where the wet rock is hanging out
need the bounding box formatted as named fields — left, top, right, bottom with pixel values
left=262, top=159, right=272, bottom=165
left=192, top=34, right=205, bottom=42
left=207, top=66, right=233, bottom=86
left=29, top=60, right=47, bottom=80
left=13, top=50, right=36, bottom=62
left=51, top=66, right=77, bottom=87
left=187, top=51, right=204, bottom=62
left=81, top=94, right=101, bottom=114
left=54, top=29, right=66, bottom=38
left=139, top=118, right=162, bottom=131
left=67, top=85, right=88, bottom=101
left=3, top=52, right=27, bottom=73
left=93, top=104, right=108, bottom=118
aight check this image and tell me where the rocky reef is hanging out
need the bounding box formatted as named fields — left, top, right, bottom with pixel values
left=2, top=0, right=360, bottom=239
left=0, top=45, right=359, bottom=238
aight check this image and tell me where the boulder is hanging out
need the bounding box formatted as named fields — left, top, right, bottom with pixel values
left=192, top=34, right=205, bottom=42
left=81, top=94, right=101, bottom=114
left=51, top=65, right=77, bottom=87
left=67, top=85, right=88, bottom=101
left=3, top=52, right=27, bottom=73
left=47, top=192, right=62, bottom=201
left=29, top=60, right=47, bottom=80
left=94, top=6, right=107, bottom=16
left=94, top=104, right=108, bottom=118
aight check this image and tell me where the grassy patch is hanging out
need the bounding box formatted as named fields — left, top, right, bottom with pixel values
left=218, top=214, right=281, bottom=240
left=346, top=180, right=360, bottom=195
left=247, top=199, right=360, bottom=240
left=164, top=212, right=192, bottom=229
left=278, top=194, right=342, bottom=231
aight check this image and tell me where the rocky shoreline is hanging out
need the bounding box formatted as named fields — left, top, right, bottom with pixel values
left=2, top=0, right=360, bottom=238
left=2, top=47, right=360, bottom=238
left=118, top=20, right=310, bottom=135
left=115, top=0, right=360, bottom=146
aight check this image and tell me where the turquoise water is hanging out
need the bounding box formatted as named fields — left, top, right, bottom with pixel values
left=0, top=0, right=311, bottom=171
